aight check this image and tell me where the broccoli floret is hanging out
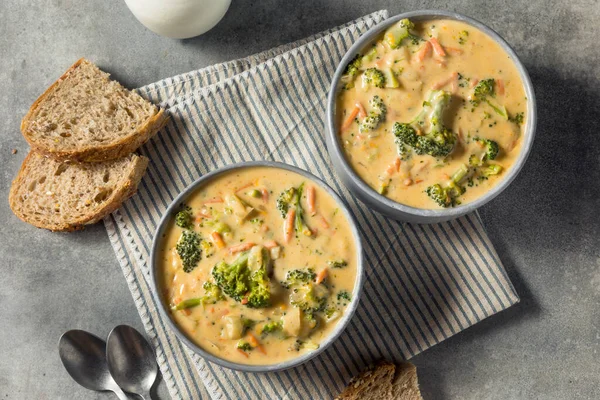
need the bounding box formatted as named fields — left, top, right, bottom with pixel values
left=340, top=54, right=362, bottom=89
left=281, top=268, right=316, bottom=289
left=472, top=79, right=495, bottom=106
left=358, top=96, right=387, bottom=134
left=293, top=183, right=312, bottom=237
left=237, top=341, right=253, bottom=352
left=176, top=230, right=202, bottom=273
left=211, top=252, right=250, bottom=302
left=283, top=267, right=329, bottom=314
left=358, top=115, right=380, bottom=133
left=201, top=282, right=224, bottom=304
left=509, top=112, right=524, bottom=126
left=384, top=18, right=418, bottom=49
left=276, top=187, right=296, bottom=218
left=175, top=205, right=193, bottom=229
left=201, top=239, right=214, bottom=258
left=362, top=68, right=385, bottom=89
left=247, top=247, right=271, bottom=308
left=369, top=95, right=387, bottom=117
left=277, top=185, right=312, bottom=236
left=212, top=248, right=271, bottom=308
left=481, top=164, right=503, bottom=177
left=473, top=137, right=500, bottom=161
left=327, top=260, right=348, bottom=269
left=393, top=90, right=457, bottom=158
left=471, top=79, right=508, bottom=119
left=261, top=320, right=283, bottom=335
left=469, top=154, right=484, bottom=167
left=337, top=290, right=352, bottom=303
left=458, top=30, right=469, bottom=45
left=289, top=283, right=329, bottom=313
left=425, top=164, right=470, bottom=208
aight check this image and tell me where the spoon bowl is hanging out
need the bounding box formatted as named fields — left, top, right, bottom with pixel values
left=107, top=325, right=158, bottom=400
left=58, top=330, right=129, bottom=400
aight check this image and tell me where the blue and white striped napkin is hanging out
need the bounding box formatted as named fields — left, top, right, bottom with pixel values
left=104, top=10, right=519, bottom=400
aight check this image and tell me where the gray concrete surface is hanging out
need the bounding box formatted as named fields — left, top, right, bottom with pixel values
left=1, top=1, right=598, bottom=399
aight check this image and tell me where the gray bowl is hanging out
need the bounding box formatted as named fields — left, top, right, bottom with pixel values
left=149, top=161, right=364, bottom=372
left=326, top=10, right=537, bottom=224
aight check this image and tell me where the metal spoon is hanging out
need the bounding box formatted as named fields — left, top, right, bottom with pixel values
left=107, top=325, right=158, bottom=400
left=58, top=330, right=130, bottom=400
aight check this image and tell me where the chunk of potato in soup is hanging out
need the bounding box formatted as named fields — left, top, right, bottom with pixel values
left=337, top=19, right=527, bottom=208
left=158, top=167, right=358, bottom=365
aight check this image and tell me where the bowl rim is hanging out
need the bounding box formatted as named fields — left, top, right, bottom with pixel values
left=149, top=161, right=365, bottom=373
left=326, top=9, right=537, bottom=219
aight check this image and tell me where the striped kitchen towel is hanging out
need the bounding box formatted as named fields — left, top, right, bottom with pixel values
left=104, top=10, right=519, bottom=400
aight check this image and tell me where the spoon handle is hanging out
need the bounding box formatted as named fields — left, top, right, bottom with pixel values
left=112, top=387, right=130, bottom=400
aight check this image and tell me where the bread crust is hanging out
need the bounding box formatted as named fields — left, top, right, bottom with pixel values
left=8, top=152, right=149, bottom=231
left=20, top=58, right=168, bottom=162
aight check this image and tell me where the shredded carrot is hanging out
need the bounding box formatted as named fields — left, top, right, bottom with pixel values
left=355, top=102, right=367, bottom=119
left=237, top=349, right=249, bottom=358
left=450, top=71, right=459, bottom=94
left=444, top=47, right=463, bottom=56
left=429, top=38, right=446, bottom=57
left=470, top=78, right=479, bottom=89
left=414, top=41, right=432, bottom=63
left=415, top=179, right=424, bottom=184
left=260, top=188, right=269, bottom=202
left=209, top=307, right=215, bottom=313
left=284, top=209, right=295, bottom=243
left=433, top=71, right=459, bottom=90
left=235, top=182, right=254, bottom=193
left=247, top=333, right=267, bottom=354
left=182, top=309, right=191, bottom=316
left=385, top=163, right=396, bottom=176
left=211, top=231, right=226, bottom=249
left=228, top=242, right=255, bottom=254
left=341, top=106, right=360, bottom=132
left=264, top=240, right=278, bottom=249
left=198, top=208, right=212, bottom=218
left=241, top=297, right=249, bottom=305
left=318, top=215, right=330, bottom=229
left=306, top=185, right=316, bottom=216
left=394, top=157, right=401, bottom=171
left=204, top=196, right=224, bottom=204
left=316, top=268, right=329, bottom=284
left=247, top=334, right=259, bottom=347
left=497, top=79, right=505, bottom=95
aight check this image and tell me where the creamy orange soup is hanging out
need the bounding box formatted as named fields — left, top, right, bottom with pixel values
left=337, top=19, right=527, bottom=208
left=158, top=167, right=358, bottom=365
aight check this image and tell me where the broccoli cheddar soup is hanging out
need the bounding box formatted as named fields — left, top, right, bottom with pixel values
left=337, top=18, right=528, bottom=208
left=158, top=167, right=358, bottom=365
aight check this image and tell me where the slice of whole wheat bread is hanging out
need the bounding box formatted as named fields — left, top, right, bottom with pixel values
left=21, top=58, right=167, bottom=162
left=336, top=360, right=423, bottom=400
left=392, top=362, right=423, bottom=400
left=9, top=151, right=148, bottom=231
left=335, top=360, right=396, bottom=400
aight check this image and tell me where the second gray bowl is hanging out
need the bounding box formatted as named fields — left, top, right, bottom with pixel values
left=326, top=10, right=537, bottom=224
left=149, top=161, right=365, bottom=373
